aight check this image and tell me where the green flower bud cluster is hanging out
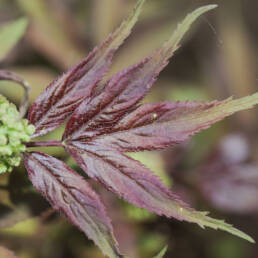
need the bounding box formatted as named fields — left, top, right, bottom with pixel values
left=0, top=95, right=35, bottom=174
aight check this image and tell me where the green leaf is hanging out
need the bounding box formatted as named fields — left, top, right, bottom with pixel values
left=153, top=246, right=168, bottom=258
left=163, top=4, right=217, bottom=54
left=0, top=18, right=28, bottom=60
left=180, top=209, right=255, bottom=243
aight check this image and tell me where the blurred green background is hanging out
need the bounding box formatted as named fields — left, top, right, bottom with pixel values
left=0, top=0, right=258, bottom=257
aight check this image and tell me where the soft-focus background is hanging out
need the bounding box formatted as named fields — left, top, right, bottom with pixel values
left=0, top=0, right=258, bottom=257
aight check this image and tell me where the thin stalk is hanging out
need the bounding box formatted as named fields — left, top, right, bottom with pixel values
left=26, top=140, right=64, bottom=148
left=0, top=70, right=30, bottom=118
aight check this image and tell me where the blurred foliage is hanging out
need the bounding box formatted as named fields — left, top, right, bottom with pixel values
left=0, top=0, right=257, bottom=257
left=0, top=18, right=27, bottom=61
left=0, top=246, right=18, bottom=258
left=15, top=0, right=85, bottom=69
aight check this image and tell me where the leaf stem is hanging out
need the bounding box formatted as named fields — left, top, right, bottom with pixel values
left=0, top=70, right=30, bottom=119
left=26, top=140, right=64, bottom=148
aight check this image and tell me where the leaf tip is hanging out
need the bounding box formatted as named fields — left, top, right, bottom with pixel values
left=203, top=4, right=218, bottom=10
left=153, top=246, right=168, bottom=258
left=244, top=234, right=255, bottom=244
left=191, top=4, right=218, bottom=19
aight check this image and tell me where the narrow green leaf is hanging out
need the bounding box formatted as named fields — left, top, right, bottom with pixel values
left=153, top=246, right=168, bottom=258
left=163, top=4, right=217, bottom=54
left=0, top=18, right=28, bottom=60
left=180, top=209, right=255, bottom=243
left=101, top=0, right=146, bottom=56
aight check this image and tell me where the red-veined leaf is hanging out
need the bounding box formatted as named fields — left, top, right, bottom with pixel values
left=63, top=5, right=217, bottom=140
left=66, top=142, right=254, bottom=243
left=62, top=5, right=257, bottom=242
left=63, top=57, right=157, bottom=140
left=89, top=94, right=258, bottom=152
left=28, top=0, right=146, bottom=138
left=24, top=152, right=122, bottom=258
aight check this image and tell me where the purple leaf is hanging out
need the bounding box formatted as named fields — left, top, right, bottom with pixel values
left=87, top=95, right=258, bottom=152
left=66, top=141, right=254, bottom=242
left=28, top=0, right=146, bottom=138
left=63, top=5, right=218, bottom=141
left=25, top=3, right=258, bottom=249
left=24, top=152, right=122, bottom=258
left=63, top=56, right=161, bottom=140
left=66, top=142, right=190, bottom=218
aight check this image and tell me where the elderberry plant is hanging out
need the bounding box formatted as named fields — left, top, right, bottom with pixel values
left=1, top=1, right=258, bottom=257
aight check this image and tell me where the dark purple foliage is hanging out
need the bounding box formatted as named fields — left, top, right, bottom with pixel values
left=18, top=1, right=258, bottom=257
left=24, top=152, right=121, bottom=257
